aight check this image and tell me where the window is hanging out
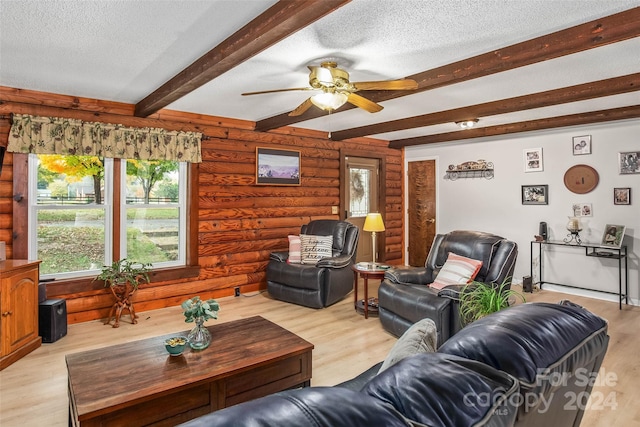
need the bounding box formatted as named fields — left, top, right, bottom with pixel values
left=122, top=159, right=186, bottom=267
left=29, top=154, right=187, bottom=279
left=349, top=167, right=372, bottom=217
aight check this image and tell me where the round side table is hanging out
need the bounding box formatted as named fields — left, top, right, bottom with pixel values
left=351, top=263, right=389, bottom=319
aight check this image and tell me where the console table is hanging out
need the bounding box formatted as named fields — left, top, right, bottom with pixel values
left=530, top=240, right=628, bottom=309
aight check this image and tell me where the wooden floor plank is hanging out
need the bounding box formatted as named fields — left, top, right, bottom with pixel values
left=0, top=284, right=638, bottom=426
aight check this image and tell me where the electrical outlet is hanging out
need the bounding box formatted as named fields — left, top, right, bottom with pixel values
left=234, top=287, right=240, bottom=297
left=331, top=206, right=338, bottom=215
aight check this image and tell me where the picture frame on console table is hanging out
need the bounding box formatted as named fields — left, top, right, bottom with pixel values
left=601, top=224, right=625, bottom=248
left=256, top=147, right=301, bottom=186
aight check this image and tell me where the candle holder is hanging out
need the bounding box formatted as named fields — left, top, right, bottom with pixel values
left=563, top=216, right=582, bottom=245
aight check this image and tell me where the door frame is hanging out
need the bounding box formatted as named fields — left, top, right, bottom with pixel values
left=340, top=148, right=387, bottom=262
left=404, top=155, right=439, bottom=265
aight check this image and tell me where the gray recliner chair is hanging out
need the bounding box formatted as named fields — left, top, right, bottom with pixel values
left=267, top=220, right=359, bottom=309
left=378, top=230, right=518, bottom=345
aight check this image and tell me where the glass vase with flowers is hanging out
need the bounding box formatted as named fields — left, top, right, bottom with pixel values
left=181, top=296, right=220, bottom=350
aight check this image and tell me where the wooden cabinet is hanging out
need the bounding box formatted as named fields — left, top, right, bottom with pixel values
left=0, top=260, right=41, bottom=370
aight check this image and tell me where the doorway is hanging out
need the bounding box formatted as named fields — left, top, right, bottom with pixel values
left=407, top=159, right=437, bottom=267
left=344, top=156, right=380, bottom=263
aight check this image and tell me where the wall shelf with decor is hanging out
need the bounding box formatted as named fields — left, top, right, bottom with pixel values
left=444, top=169, right=494, bottom=180
left=444, top=160, right=494, bottom=180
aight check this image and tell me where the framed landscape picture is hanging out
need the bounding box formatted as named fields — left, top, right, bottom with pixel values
left=601, top=224, right=625, bottom=248
left=522, top=184, right=548, bottom=205
left=256, top=147, right=301, bottom=185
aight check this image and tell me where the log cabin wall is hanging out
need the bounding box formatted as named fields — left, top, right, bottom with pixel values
left=0, top=87, right=403, bottom=324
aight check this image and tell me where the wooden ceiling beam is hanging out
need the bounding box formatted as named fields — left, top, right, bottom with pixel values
left=134, top=0, right=352, bottom=117
left=254, top=6, right=640, bottom=132
left=389, top=105, right=640, bottom=148
left=330, top=73, right=640, bottom=140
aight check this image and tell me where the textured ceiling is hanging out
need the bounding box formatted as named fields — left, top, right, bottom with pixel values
left=1, top=0, right=639, bottom=143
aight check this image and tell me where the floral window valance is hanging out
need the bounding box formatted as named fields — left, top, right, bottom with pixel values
left=7, top=114, right=202, bottom=163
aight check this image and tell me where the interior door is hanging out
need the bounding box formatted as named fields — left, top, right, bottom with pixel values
left=407, top=160, right=436, bottom=267
left=345, top=157, right=380, bottom=263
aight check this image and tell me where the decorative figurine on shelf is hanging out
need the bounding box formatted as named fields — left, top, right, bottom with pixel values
left=564, top=216, right=582, bottom=245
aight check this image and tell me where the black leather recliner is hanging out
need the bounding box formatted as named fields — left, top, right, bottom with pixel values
left=267, top=220, right=359, bottom=309
left=378, top=230, right=518, bottom=345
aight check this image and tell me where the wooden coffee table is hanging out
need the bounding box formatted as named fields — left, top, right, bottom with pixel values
left=67, top=316, right=313, bottom=427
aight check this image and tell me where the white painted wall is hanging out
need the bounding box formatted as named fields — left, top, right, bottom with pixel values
left=404, top=119, right=639, bottom=304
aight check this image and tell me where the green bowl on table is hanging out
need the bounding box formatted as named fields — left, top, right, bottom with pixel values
left=164, top=336, right=188, bottom=356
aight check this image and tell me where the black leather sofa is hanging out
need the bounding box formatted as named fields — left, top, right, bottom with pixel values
left=179, top=301, right=609, bottom=427
left=438, top=301, right=609, bottom=427
left=181, top=354, right=519, bottom=427
left=379, top=230, right=518, bottom=345
left=267, top=220, right=359, bottom=308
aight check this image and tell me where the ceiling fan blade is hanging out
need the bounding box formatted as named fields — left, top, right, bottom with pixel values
left=288, top=97, right=314, bottom=117
left=352, top=79, right=418, bottom=91
left=346, top=93, right=383, bottom=113
left=242, top=87, right=313, bottom=96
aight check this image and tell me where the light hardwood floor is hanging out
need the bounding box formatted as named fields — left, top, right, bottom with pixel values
left=0, top=284, right=638, bottom=427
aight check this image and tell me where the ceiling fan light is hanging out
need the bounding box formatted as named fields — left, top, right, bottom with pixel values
left=456, top=119, right=479, bottom=129
left=310, top=92, right=348, bottom=111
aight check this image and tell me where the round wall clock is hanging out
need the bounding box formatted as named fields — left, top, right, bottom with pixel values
left=563, top=164, right=599, bottom=194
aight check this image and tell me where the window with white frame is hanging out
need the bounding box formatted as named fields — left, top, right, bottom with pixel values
left=121, top=159, right=186, bottom=268
left=29, top=154, right=186, bottom=279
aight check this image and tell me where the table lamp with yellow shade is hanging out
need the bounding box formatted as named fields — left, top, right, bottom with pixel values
left=363, top=213, right=385, bottom=265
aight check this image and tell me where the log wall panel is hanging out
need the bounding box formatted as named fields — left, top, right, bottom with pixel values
left=0, top=87, right=403, bottom=323
left=199, top=228, right=300, bottom=244
left=199, top=196, right=338, bottom=210
left=0, top=119, right=13, bottom=258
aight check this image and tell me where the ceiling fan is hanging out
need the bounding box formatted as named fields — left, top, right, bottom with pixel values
left=242, top=61, right=418, bottom=117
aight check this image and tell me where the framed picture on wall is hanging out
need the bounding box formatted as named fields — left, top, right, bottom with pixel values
left=523, top=148, right=543, bottom=172
left=619, top=151, right=640, bottom=174
left=614, top=188, right=631, bottom=205
left=572, top=203, right=592, bottom=217
left=572, top=135, right=591, bottom=155
left=522, top=185, right=548, bottom=205
left=256, top=147, right=301, bottom=185
left=601, top=224, right=626, bottom=248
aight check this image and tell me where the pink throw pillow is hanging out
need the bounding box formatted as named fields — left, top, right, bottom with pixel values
left=429, top=252, right=483, bottom=290
left=287, top=235, right=301, bottom=264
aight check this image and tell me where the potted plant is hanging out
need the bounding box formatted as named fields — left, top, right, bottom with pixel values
left=181, top=296, right=220, bottom=350
left=458, top=278, right=525, bottom=325
left=95, top=259, right=152, bottom=328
